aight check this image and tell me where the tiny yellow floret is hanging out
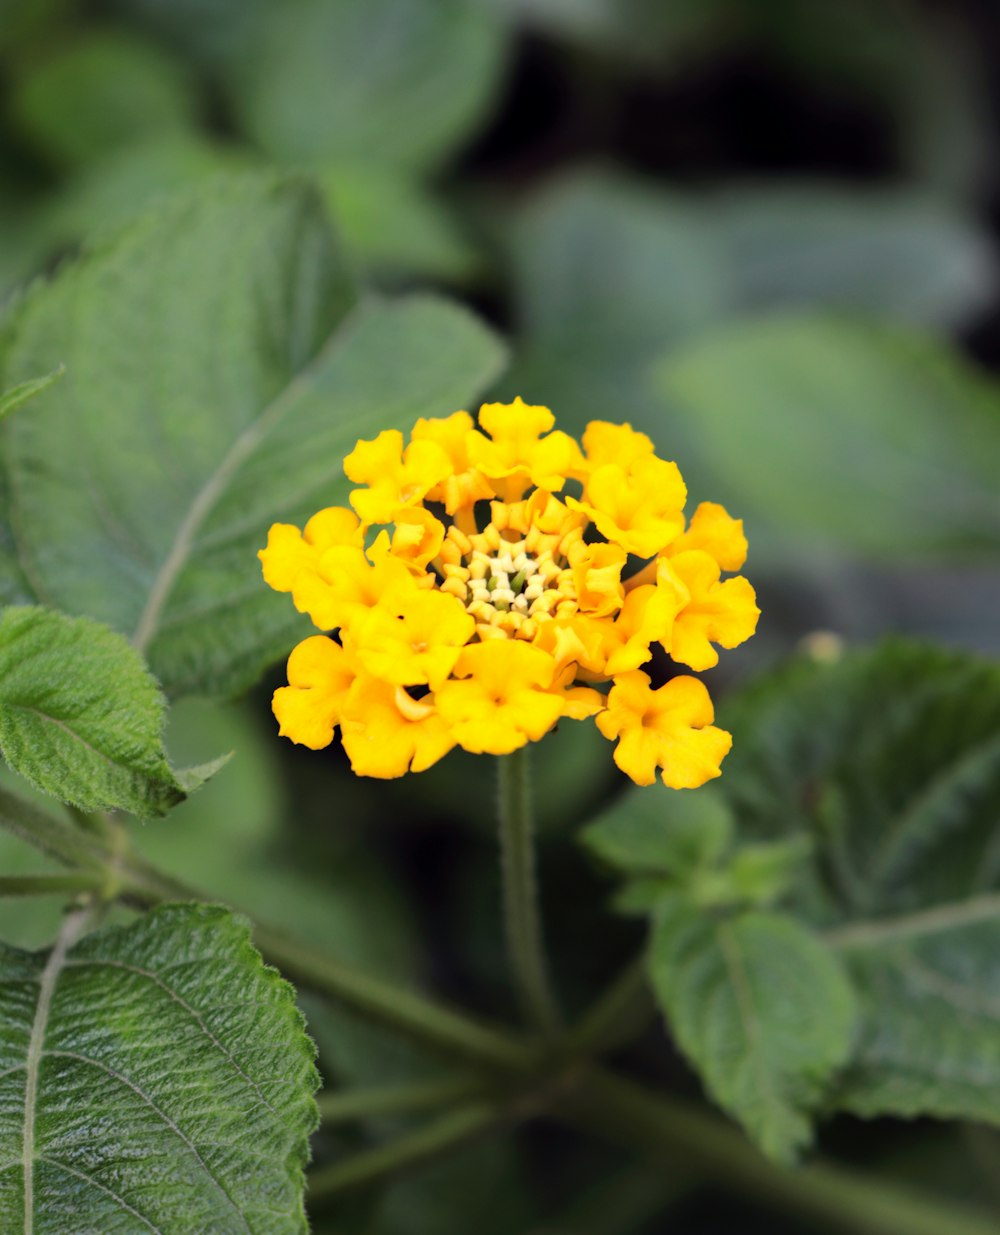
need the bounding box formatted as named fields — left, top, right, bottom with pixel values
left=596, top=673, right=733, bottom=789
left=259, top=399, right=758, bottom=786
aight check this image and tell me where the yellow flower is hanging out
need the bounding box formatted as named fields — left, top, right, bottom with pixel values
left=340, top=675, right=454, bottom=778
left=260, top=399, right=757, bottom=784
left=258, top=506, right=361, bottom=593
left=672, top=501, right=748, bottom=572
left=435, top=641, right=564, bottom=755
left=272, top=636, right=357, bottom=751
left=596, top=672, right=733, bottom=789
left=569, top=455, right=687, bottom=558
left=662, top=550, right=760, bottom=671
left=291, top=538, right=418, bottom=631
left=581, top=420, right=654, bottom=471
left=351, top=589, right=476, bottom=690
left=344, top=429, right=452, bottom=526
left=466, top=398, right=584, bottom=501
left=569, top=541, right=627, bottom=617
left=603, top=566, right=689, bottom=676
left=387, top=505, right=446, bottom=571
left=411, top=411, right=495, bottom=514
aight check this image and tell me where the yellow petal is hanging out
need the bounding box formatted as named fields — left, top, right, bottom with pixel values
left=436, top=640, right=563, bottom=754
left=665, top=551, right=760, bottom=671
left=596, top=671, right=731, bottom=789
left=272, top=636, right=357, bottom=750
left=582, top=420, right=654, bottom=471
left=340, top=675, right=454, bottom=778
left=671, top=502, right=747, bottom=572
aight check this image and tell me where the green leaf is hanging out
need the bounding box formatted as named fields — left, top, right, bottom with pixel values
left=42, top=134, right=256, bottom=251
left=503, top=172, right=993, bottom=449
left=0, top=366, right=63, bottom=422
left=11, top=29, right=197, bottom=169
left=650, top=898, right=856, bottom=1162
left=830, top=908, right=1000, bottom=1128
left=713, top=185, right=994, bottom=330
left=582, top=783, right=732, bottom=878
left=0, top=606, right=207, bottom=817
left=657, top=315, right=1000, bottom=560
left=0, top=173, right=506, bottom=697
left=719, top=640, right=1000, bottom=1129
left=504, top=173, right=729, bottom=441
left=316, top=164, right=481, bottom=283
left=226, top=0, right=508, bottom=171
left=0, top=903, right=318, bottom=1232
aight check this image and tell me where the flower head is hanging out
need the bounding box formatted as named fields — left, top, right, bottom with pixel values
left=260, top=404, right=758, bottom=784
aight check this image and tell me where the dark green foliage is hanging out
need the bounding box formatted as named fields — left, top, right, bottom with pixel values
left=0, top=904, right=319, bottom=1232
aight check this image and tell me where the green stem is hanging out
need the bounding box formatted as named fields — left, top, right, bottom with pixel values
left=120, top=853, right=539, bottom=1072
left=0, top=873, right=105, bottom=897
left=563, top=1069, right=999, bottom=1235
left=0, top=788, right=111, bottom=872
left=8, top=787, right=996, bottom=1234
left=318, top=1078, right=485, bottom=1125
left=308, top=1102, right=502, bottom=1200
left=568, top=957, right=654, bottom=1057
left=496, top=747, right=560, bottom=1034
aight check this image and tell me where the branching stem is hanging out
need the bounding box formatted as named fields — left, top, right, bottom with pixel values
left=3, top=790, right=997, bottom=1235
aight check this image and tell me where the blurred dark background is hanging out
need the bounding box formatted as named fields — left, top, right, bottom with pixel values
left=2, top=1, right=1000, bottom=1231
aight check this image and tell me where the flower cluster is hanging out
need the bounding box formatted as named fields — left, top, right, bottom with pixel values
left=259, top=400, right=758, bottom=786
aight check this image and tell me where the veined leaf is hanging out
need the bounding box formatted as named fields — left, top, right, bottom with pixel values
left=0, top=173, right=506, bottom=697
left=829, top=905, right=1000, bottom=1126
left=650, top=897, right=855, bottom=1163
left=0, top=903, right=318, bottom=1233
left=0, top=606, right=209, bottom=817
left=720, top=641, right=1000, bottom=1129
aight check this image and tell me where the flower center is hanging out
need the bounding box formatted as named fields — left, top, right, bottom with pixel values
left=436, top=505, right=581, bottom=638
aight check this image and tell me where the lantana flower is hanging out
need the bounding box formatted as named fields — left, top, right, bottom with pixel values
left=259, top=398, right=759, bottom=786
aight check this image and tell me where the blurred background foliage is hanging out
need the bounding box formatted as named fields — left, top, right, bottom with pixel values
left=2, top=0, right=1000, bottom=1230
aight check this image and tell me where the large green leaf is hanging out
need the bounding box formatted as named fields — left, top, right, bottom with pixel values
left=502, top=173, right=994, bottom=445
left=581, top=783, right=732, bottom=878
left=11, top=29, right=197, bottom=169
left=0, top=606, right=209, bottom=817
left=0, top=173, right=505, bottom=697
left=658, top=315, right=1000, bottom=559
left=316, top=164, right=481, bottom=284
left=719, top=641, right=1000, bottom=1128
left=0, top=903, right=318, bottom=1232
left=712, top=185, right=993, bottom=329
left=225, top=0, right=508, bottom=171
left=650, top=897, right=855, bottom=1163
left=504, top=173, right=729, bottom=439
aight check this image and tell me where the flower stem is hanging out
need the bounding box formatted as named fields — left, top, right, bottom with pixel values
left=120, top=851, right=539, bottom=1072
left=496, top=746, right=561, bottom=1035
left=564, top=1069, right=999, bottom=1235
left=0, top=873, right=106, bottom=897
left=308, top=1102, right=503, bottom=1200
left=318, top=1077, right=484, bottom=1125
left=567, top=956, right=654, bottom=1057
